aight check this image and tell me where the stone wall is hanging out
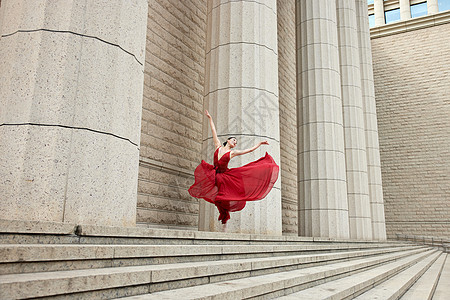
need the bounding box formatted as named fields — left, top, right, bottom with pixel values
left=137, top=0, right=207, bottom=230
left=277, top=0, right=298, bottom=235
left=371, top=23, right=450, bottom=239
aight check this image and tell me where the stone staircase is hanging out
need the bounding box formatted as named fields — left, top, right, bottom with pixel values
left=0, top=219, right=448, bottom=299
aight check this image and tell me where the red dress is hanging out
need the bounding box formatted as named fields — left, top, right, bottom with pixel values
left=188, top=147, right=279, bottom=224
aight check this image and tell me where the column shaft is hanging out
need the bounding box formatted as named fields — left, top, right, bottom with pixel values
left=296, top=0, right=350, bottom=239
left=374, top=0, right=385, bottom=26
left=0, top=0, right=148, bottom=226
left=428, top=0, right=439, bottom=14
left=400, top=0, right=411, bottom=20
left=199, top=0, right=282, bottom=235
left=355, top=0, right=387, bottom=240
left=336, top=0, right=372, bottom=240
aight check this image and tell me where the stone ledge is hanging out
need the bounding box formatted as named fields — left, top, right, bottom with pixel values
left=370, top=10, right=450, bottom=39
left=1, top=219, right=390, bottom=243
left=0, top=219, right=76, bottom=235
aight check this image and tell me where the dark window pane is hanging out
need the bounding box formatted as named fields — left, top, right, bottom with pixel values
left=368, top=0, right=374, bottom=4
left=438, top=0, right=450, bottom=12
left=411, top=2, right=427, bottom=18
left=385, top=8, right=400, bottom=24
left=369, top=14, right=375, bottom=27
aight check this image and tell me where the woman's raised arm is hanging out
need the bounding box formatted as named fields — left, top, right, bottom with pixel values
left=231, top=141, right=269, bottom=158
left=205, top=110, right=222, bottom=149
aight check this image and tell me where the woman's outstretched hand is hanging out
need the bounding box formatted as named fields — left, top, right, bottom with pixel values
left=205, top=109, right=212, bottom=119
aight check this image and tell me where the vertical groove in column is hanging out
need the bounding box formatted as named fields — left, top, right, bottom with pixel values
left=336, top=0, right=372, bottom=240
left=200, top=0, right=281, bottom=235
left=296, top=0, right=350, bottom=239
left=355, top=0, right=387, bottom=240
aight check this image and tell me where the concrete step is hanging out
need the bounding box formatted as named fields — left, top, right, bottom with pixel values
left=432, top=253, right=450, bottom=300
left=400, top=252, right=446, bottom=300
left=353, top=250, right=442, bottom=300
left=0, top=219, right=403, bottom=246
left=279, top=249, right=441, bottom=300
left=0, top=246, right=430, bottom=299
left=118, top=248, right=437, bottom=299
left=0, top=243, right=418, bottom=275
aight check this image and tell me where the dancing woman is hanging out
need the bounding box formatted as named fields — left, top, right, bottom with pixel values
left=188, top=110, right=279, bottom=224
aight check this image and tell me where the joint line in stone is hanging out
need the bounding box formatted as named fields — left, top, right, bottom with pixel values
left=299, top=121, right=344, bottom=128
left=299, top=178, right=347, bottom=183
left=204, top=86, right=278, bottom=98
left=299, top=18, right=337, bottom=26
left=300, top=68, right=340, bottom=76
left=298, top=42, right=338, bottom=50
left=210, top=0, right=276, bottom=16
left=298, top=208, right=349, bottom=212
left=298, top=149, right=346, bottom=155
left=346, top=170, right=368, bottom=174
left=207, top=42, right=277, bottom=56
left=0, top=123, right=138, bottom=147
left=1, top=29, right=143, bottom=66
left=203, top=134, right=280, bottom=143
left=299, top=94, right=341, bottom=101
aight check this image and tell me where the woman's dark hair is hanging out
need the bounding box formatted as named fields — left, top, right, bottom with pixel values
left=223, top=137, right=236, bottom=146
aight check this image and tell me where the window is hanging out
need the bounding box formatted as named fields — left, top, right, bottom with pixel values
left=368, top=0, right=374, bottom=4
left=385, top=8, right=400, bottom=24
left=411, top=2, right=427, bottom=18
left=438, top=0, right=450, bottom=12
left=369, top=14, right=375, bottom=27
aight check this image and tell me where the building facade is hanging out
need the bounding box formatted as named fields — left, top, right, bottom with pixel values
left=368, top=0, right=450, bottom=239
left=0, top=0, right=448, bottom=240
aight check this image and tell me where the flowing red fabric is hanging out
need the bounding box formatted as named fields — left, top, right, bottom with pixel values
left=188, top=147, right=279, bottom=224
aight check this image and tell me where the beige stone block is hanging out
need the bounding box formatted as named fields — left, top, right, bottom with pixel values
left=0, top=126, right=70, bottom=223
left=0, top=0, right=148, bottom=63
left=63, top=131, right=139, bottom=227
left=72, top=37, right=144, bottom=145
left=299, top=146, right=346, bottom=181
left=205, top=89, right=280, bottom=141
left=299, top=96, right=343, bottom=124
left=0, top=30, right=145, bottom=141
left=206, top=44, right=279, bottom=96
left=207, top=0, right=277, bottom=52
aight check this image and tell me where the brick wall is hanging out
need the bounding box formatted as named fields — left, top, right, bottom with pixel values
left=138, top=0, right=207, bottom=230
left=371, top=23, right=450, bottom=239
left=277, top=0, right=298, bottom=235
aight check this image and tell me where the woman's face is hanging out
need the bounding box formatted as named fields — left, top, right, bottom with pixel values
left=228, top=138, right=237, bottom=148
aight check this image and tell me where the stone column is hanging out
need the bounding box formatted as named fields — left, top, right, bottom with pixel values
left=427, top=0, right=439, bottom=14
left=374, top=0, right=385, bottom=26
left=296, top=0, right=350, bottom=239
left=199, top=0, right=282, bottom=235
left=336, top=0, right=373, bottom=240
left=355, top=0, right=387, bottom=240
left=400, top=0, right=411, bottom=20
left=0, top=0, right=148, bottom=227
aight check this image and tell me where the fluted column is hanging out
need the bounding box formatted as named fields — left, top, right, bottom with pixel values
left=296, top=0, right=350, bottom=239
left=336, top=0, right=372, bottom=240
left=199, top=0, right=282, bottom=235
left=374, top=0, right=385, bottom=26
left=0, top=0, right=148, bottom=226
left=355, top=0, right=387, bottom=240
left=428, top=0, right=439, bottom=14
left=400, top=0, right=411, bottom=20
